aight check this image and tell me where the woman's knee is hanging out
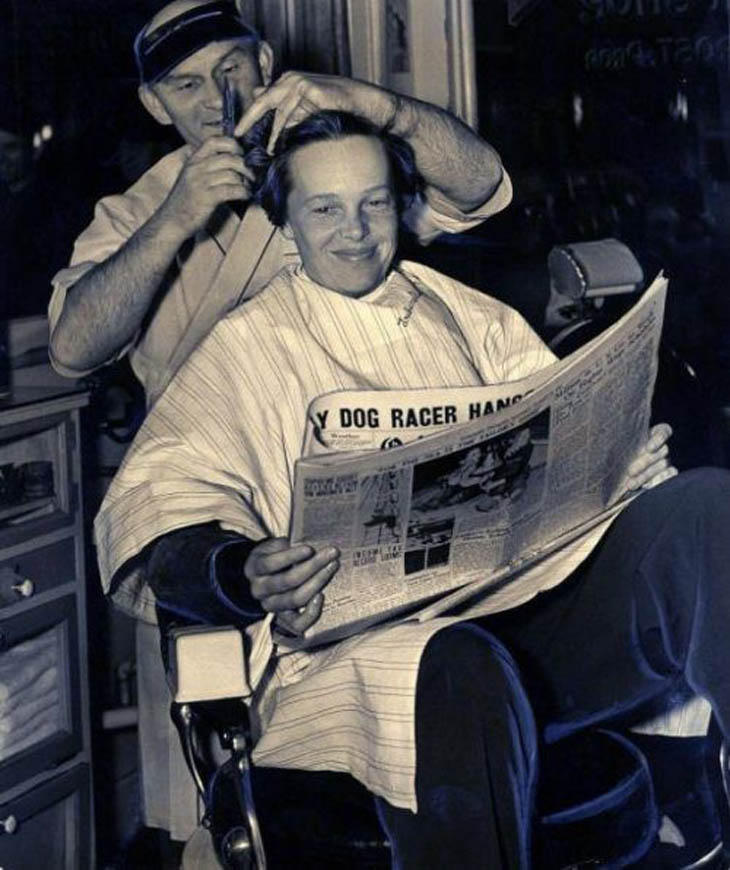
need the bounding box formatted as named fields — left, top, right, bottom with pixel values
left=418, top=624, right=530, bottom=715
left=613, top=467, right=730, bottom=554
left=675, top=465, right=730, bottom=494
left=415, top=624, right=538, bottom=841
left=653, top=468, right=730, bottom=545
left=648, top=466, right=730, bottom=514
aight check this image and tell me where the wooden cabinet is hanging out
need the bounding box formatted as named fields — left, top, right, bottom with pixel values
left=0, top=386, right=92, bottom=869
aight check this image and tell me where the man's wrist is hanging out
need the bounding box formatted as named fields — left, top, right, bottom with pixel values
left=382, top=91, right=400, bottom=132
left=382, top=93, right=418, bottom=139
left=148, top=198, right=197, bottom=250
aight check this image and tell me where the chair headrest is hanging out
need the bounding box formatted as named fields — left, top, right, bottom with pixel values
left=548, top=238, right=644, bottom=300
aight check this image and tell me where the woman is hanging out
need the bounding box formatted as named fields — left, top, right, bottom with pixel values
left=97, top=111, right=729, bottom=868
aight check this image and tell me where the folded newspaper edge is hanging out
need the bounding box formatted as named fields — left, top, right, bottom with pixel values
left=277, top=273, right=668, bottom=651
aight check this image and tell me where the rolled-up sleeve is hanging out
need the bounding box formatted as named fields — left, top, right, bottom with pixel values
left=48, top=195, right=144, bottom=376
left=403, top=168, right=513, bottom=245
left=48, top=148, right=186, bottom=376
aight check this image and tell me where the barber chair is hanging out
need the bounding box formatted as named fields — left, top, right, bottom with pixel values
left=166, top=625, right=391, bottom=869
left=541, top=237, right=730, bottom=866
left=166, top=624, right=730, bottom=870
left=164, top=239, right=729, bottom=869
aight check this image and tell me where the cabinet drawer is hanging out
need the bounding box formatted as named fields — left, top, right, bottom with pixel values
left=0, top=596, right=82, bottom=793
left=0, top=763, right=90, bottom=870
left=0, top=411, right=78, bottom=551
left=0, top=537, right=76, bottom=607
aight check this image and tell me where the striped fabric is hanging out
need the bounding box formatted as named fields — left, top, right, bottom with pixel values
left=95, top=261, right=583, bottom=810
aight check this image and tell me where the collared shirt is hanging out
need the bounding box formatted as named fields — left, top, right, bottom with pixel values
left=94, top=262, right=623, bottom=812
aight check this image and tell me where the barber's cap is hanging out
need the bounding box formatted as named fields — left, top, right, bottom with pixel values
left=134, top=0, right=259, bottom=84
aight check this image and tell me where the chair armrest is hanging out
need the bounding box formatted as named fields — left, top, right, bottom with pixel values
left=168, top=624, right=252, bottom=703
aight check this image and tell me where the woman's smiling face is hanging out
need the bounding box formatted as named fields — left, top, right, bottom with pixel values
left=283, top=135, right=399, bottom=297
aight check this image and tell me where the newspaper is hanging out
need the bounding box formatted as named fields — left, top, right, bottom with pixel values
left=283, top=274, right=668, bottom=649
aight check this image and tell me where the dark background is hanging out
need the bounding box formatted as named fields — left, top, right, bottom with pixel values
left=432, top=0, right=730, bottom=405
left=1, top=0, right=169, bottom=318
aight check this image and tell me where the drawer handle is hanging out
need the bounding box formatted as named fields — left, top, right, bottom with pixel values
left=11, top=578, right=34, bottom=599
left=0, top=566, right=35, bottom=606
left=0, top=814, right=18, bottom=834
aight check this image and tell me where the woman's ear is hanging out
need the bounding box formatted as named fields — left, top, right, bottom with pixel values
left=138, top=85, right=173, bottom=126
left=281, top=222, right=295, bottom=240
left=257, top=41, right=275, bottom=86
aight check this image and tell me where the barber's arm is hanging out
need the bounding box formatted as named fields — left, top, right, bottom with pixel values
left=49, top=137, right=253, bottom=374
left=147, top=522, right=338, bottom=636
left=235, top=73, right=504, bottom=214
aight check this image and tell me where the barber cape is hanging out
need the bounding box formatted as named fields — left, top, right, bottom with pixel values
left=96, top=261, right=615, bottom=810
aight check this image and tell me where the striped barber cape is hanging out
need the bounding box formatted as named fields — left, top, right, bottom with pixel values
left=95, top=261, right=612, bottom=810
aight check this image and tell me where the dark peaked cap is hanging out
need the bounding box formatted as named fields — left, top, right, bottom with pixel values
left=134, top=0, right=259, bottom=84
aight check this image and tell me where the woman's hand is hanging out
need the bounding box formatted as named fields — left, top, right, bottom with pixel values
left=623, top=423, right=678, bottom=492
left=244, top=537, right=339, bottom=635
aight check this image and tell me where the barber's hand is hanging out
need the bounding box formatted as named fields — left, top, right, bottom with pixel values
left=235, top=72, right=398, bottom=153
left=623, top=423, right=678, bottom=492
left=160, top=137, right=255, bottom=236
left=244, top=537, right=339, bottom=636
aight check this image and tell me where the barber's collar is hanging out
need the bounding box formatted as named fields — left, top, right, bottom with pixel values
left=134, top=0, right=259, bottom=84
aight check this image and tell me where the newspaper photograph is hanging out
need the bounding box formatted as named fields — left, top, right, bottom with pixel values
left=284, top=274, right=668, bottom=649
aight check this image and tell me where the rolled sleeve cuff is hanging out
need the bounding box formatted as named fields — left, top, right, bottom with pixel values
left=405, top=169, right=513, bottom=245
left=148, top=525, right=265, bottom=627
left=48, top=263, right=134, bottom=378
left=209, top=538, right=266, bottom=622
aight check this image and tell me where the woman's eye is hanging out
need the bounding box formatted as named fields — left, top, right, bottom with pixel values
left=221, top=63, right=239, bottom=74
left=312, top=205, right=338, bottom=216
left=176, top=80, right=196, bottom=92
left=367, top=197, right=392, bottom=210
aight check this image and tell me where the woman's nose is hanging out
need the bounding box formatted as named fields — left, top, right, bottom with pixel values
left=340, top=211, right=368, bottom=240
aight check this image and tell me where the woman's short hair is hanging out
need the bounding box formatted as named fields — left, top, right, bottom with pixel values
left=251, top=110, right=423, bottom=226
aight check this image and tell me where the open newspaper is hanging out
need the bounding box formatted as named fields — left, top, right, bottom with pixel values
left=282, top=274, right=668, bottom=649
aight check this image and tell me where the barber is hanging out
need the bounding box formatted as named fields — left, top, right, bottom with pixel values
left=49, top=0, right=510, bottom=407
